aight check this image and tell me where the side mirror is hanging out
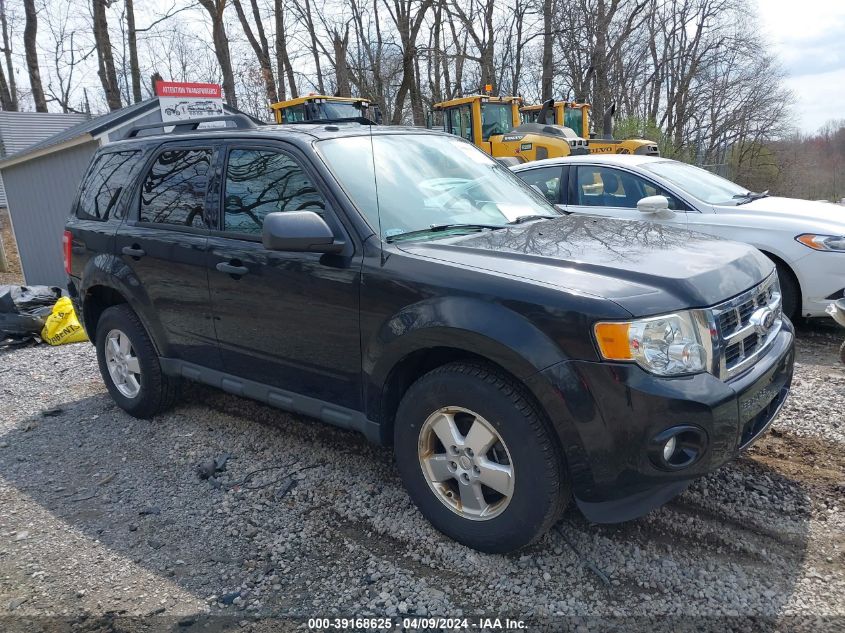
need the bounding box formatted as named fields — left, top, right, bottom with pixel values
left=262, top=211, right=342, bottom=253
left=637, top=195, right=670, bottom=214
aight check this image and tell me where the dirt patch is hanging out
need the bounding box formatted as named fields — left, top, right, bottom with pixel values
left=749, top=428, right=845, bottom=492
left=0, top=206, right=23, bottom=285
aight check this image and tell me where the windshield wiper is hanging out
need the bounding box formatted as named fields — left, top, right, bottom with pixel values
left=386, top=223, right=503, bottom=243
left=507, top=214, right=558, bottom=225
left=733, top=190, right=769, bottom=205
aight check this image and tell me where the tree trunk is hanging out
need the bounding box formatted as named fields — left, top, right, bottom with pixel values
left=23, top=0, right=47, bottom=112
left=332, top=26, right=351, bottom=97
left=92, top=0, right=122, bottom=110
left=302, top=0, right=325, bottom=93
left=125, top=0, right=142, bottom=102
left=232, top=0, right=278, bottom=104
left=274, top=0, right=297, bottom=100
left=198, top=0, right=238, bottom=107
left=0, top=0, right=16, bottom=110
left=540, top=0, right=553, bottom=101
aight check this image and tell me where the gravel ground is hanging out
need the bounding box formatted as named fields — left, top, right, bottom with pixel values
left=0, top=325, right=843, bottom=632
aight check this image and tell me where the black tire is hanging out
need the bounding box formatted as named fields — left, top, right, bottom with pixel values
left=95, top=304, right=179, bottom=418
left=774, top=261, right=800, bottom=321
left=394, top=362, right=570, bottom=553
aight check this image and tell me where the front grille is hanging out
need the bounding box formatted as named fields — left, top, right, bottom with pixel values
left=710, top=273, right=782, bottom=380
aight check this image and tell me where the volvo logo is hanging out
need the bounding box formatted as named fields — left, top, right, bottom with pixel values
left=750, top=307, right=776, bottom=335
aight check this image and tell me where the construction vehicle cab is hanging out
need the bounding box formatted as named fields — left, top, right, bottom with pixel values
left=521, top=101, right=659, bottom=156
left=271, top=95, right=382, bottom=124
left=432, top=95, right=589, bottom=162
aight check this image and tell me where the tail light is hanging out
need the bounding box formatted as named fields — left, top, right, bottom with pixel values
left=63, top=230, right=72, bottom=274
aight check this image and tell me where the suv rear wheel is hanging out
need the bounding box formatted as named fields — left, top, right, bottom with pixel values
left=95, top=304, right=179, bottom=418
left=394, top=362, right=570, bottom=553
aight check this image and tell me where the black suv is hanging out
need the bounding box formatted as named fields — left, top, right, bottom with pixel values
left=64, top=115, right=794, bottom=553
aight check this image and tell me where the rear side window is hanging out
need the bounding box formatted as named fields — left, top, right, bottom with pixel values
left=139, top=148, right=212, bottom=228
left=77, top=151, right=141, bottom=221
left=223, top=149, right=326, bottom=235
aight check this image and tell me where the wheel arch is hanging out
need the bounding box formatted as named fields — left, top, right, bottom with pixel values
left=757, top=249, right=802, bottom=318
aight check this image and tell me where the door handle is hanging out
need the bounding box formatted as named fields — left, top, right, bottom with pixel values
left=216, top=261, right=249, bottom=276
left=122, top=245, right=146, bottom=258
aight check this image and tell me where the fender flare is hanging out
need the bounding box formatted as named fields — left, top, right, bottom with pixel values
left=78, top=253, right=173, bottom=357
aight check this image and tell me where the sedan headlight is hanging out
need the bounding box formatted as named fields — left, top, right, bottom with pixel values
left=796, top=233, right=845, bottom=252
left=593, top=311, right=711, bottom=376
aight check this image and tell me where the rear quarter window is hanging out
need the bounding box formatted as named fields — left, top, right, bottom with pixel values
left=77, top=150, right=143, bottom=221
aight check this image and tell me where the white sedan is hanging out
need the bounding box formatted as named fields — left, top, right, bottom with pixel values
left=512, top=155, right=845, bottom=319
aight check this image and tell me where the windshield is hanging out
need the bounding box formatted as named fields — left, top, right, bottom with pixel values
left=481, top=103, right=513, bottom=140
left=317, top=134, right=558, bottom=241
left=563, top=106, right=584, bottom=134
left=317, top=102, right=363, bottom=119
left=642, top=160, right=750, bottom=205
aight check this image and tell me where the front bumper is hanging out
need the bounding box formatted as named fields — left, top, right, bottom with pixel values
left=534, top=320, right=795, bottom=523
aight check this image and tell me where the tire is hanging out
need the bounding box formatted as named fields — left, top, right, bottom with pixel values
left=774, top=261, right=800, bottom=321
left=95, top=304, right=179, bottom=418
left=394, top=362, right=570, bottom=553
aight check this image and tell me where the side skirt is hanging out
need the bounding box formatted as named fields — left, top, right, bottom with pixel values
left=159, top=358, right=382, bottom=444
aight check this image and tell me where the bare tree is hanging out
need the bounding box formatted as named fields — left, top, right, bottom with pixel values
left=274, top=0, right=297, bottom=100
left=385, top=0, right=433, bottom=124
left=0, top=0, right=16, bottom=110
left=92, top=0, right=122, bottom=110
left=125, top=0, right=141, bottom=102
left=233, top=0, right=278, bottom=104
left=198, top=0, right=238, bottom=106
left=23, top=0, right=47, bottom=111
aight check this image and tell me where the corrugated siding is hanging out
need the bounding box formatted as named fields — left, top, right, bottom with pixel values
left=3, top=141, right=99, bottom=285
left=0, top=112, right=90, bottom=207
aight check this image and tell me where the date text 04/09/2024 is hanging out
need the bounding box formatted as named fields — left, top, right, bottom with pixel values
left=306, top=617, right=527, bottom=630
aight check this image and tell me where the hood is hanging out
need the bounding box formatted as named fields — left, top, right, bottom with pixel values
left=714, top=196, right=845, bottom=228
left=397, top=216, right=773, bottom=316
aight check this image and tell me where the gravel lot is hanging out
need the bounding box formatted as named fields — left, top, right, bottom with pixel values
left=0, top=325, right=843, bottom=631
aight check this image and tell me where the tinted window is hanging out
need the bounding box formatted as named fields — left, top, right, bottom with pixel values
left=518, top=167, right=562, bottom=204
left=223, top=149, right=326, bottom=235
left=77, top=151, right=141, bottom=221
left=575, top=166, right=685, bottom=210
left=282, top=105, right=306, bottom=123
left=446, top=105, right=472, bottom=141
left=140, top=149, right=211, bottom=227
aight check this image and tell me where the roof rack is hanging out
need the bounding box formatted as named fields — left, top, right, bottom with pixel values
left=124, top=114, right=259, bottom=138
left=282, top=116, right=377, bottom=126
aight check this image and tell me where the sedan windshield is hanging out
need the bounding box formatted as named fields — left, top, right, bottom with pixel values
left=641, top=160, right=750, bottom=205
left=317, top=134, right=558, bottom=241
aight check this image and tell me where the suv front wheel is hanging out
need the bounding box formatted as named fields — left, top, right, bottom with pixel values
left=394, top=362, right=570, bottom=553
left=95, top=304, right=179, bottom=418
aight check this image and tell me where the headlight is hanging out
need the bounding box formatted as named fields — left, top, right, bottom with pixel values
left=796, top=233, right=845, bottom=252
left=593, top=311, right=711, bottom=376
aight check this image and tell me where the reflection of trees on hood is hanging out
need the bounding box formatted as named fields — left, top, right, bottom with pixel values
left=461, top=216, right=696, bottom=264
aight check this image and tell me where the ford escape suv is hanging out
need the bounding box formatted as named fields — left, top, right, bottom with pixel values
left=64, top=116, right=794, bottom=553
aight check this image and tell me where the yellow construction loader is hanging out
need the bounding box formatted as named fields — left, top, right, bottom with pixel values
left=520, top=100, right=659, bottom=156
left=431, top=95, right=589, bottom=162
left=271, top=95, right=382, bottom=124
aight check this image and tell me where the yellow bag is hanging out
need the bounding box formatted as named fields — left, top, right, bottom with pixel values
left=41, top=297, right=89, bottom=345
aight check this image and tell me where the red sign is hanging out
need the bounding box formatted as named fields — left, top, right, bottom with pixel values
left=155, top=81, right=222, bottom=99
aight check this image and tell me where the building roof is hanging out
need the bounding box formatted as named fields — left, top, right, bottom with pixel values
left=0, top=111, right=91, bottom=158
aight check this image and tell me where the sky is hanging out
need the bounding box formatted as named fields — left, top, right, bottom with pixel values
left=758, top=0, right=845, bottom=134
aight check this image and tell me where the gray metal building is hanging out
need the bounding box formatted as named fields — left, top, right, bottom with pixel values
left=0, top=99, right=255, bottom=286
left=0, top=111, right=90, bottom=208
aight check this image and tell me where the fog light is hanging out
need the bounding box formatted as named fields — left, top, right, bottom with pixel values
left=662, top=436, right=677, bottom=462
left=649, top=425, right=707, bottom=470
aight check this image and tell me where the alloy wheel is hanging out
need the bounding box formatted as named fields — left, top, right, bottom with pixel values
left=417, top=406, right=515, bottom=520
left=104, top=329, right=141, bottom=399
